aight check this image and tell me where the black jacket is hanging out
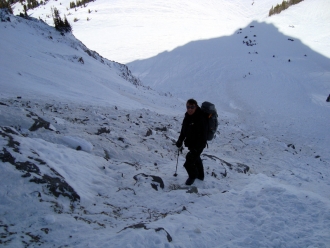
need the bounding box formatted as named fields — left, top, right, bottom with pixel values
left=178, top=107, right=208, bottom=153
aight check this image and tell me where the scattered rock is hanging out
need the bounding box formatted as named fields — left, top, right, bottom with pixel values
left=29, top=115, right=55, bottom=132
left=118, top=223, right=172, bottom=242
left=155, top=126, right=167, bottom=132
left=0, top=130, right=80, bottom=203
left=133, top=173, right=164, bottom=191
left=145, top=128, right=152, bottom=137
left=326, top=94, right=330, bottom=102
left=78, top=57, right=84, bottom=64
left=96, top=127, right=110, bottom=135
left=30, top=174, right=80, bottom=202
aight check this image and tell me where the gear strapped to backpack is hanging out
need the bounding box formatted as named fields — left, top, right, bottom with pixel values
left=201, top=101, right=219, bottom=141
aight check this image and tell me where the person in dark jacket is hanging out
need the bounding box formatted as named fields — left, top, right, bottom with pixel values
left=176, top=99, right=208, bottom=185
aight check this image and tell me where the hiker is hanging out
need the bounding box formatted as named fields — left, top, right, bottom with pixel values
left=176, top=99, right=208, bottom=185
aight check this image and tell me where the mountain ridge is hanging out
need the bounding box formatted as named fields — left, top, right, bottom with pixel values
left=128, top=19, right=330, bottom=148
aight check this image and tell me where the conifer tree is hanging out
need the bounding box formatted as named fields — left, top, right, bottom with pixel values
left=269, top=0, right=304, bottom=17
left=63, top=15, right=72, bottom=32
left=0, top=0, right=13, bottom=14
left=51, top=7, right=72, bottom=32
left=23, top=4, right=27, bottom=16
left=269, top=6, right=274, bottom=16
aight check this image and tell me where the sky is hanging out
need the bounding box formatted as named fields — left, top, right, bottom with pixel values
left=1, top=0, right=330, bottom=247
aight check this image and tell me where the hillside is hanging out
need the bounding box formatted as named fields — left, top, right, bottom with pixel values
left=128, top=19, right=330, bottom=150
left=14, top=0, right=330, bottom=63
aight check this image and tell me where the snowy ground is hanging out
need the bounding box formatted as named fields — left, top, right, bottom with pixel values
left=1, top=0, right=330, bottom=247
left=3, top=96, right=329, bottom=247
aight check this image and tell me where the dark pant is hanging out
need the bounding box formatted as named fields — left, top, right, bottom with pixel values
left=183, top=151, right=204, bottom=180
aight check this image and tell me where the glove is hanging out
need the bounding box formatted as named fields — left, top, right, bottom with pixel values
left=176, top=139, right=183, bottom=148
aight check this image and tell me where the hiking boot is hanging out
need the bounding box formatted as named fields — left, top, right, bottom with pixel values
left=185, top=177, right=195, bottom=186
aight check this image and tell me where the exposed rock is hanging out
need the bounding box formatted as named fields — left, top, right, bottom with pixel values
left=202, top=153, right=250, bottom=174
left=119, top=223, right=172, bottom=242
left=133, top=173, right=164, bottom=191
left=0, top=129, right=80, bottom=203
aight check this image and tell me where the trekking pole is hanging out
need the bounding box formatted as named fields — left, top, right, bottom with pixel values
left=173, top=147, right=182, bottom=177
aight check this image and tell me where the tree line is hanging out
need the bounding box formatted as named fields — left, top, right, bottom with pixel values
left=0, top=0, right=49, bottom=15
left=0, top=1, right=72, bottom=33
left=269, top=0, right=304, bottom=16
left=23, top=0, right=41, bottom=10
left=51, top=7, right=72, bottom=32
left=0, top=0, right=13, bottom=13
left=69, top=0, right=94, bottom=9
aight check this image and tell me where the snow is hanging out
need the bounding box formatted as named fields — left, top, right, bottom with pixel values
left=1, top=0, right=330, bottom=247
left=62, top=136, right=94, bottom=152
left=13, top=0, right=330, bottom=64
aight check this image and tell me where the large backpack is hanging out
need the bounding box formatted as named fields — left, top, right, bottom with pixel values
left=201, top=101, right=219, bottom=141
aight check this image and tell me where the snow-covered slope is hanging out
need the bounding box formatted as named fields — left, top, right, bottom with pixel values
left=15, top=0, right=278, bottom=63
left=15, top=0, right=330, bottom=63
left=265, top=0, right=330, bottom=60
left=0, top=8, right=180, bottom=113
left=1, top=1, right=330, bottom=247
left=128, top=18, right=330, bottom=149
